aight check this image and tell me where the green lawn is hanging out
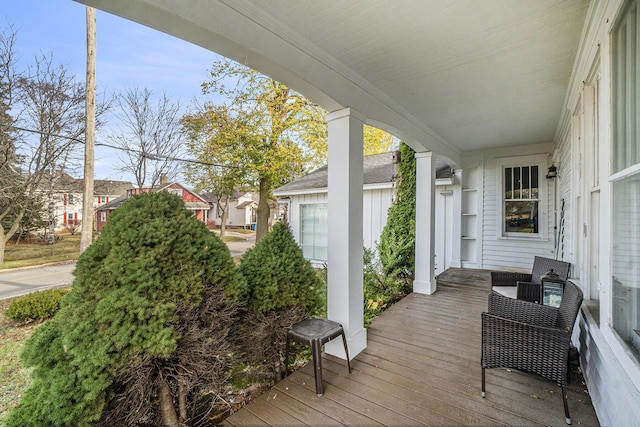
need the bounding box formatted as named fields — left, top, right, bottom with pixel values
left=0, top=299, right=38, bottom=425
left=1, top=234, right=81, bottom=270
left=0, top=236, right=81, bottom=422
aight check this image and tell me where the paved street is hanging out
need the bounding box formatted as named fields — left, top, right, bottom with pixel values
left=0, top=231, right=255, bottom=301
left=0, top=262, right=76, bottom=300
left=224, top=230, right=256, bottom=257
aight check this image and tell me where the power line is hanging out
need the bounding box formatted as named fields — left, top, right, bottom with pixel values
left=3, top=124, right=238, bottom=169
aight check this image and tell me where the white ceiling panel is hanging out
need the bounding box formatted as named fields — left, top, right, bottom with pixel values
left=76, top=0, right=590, bottom=162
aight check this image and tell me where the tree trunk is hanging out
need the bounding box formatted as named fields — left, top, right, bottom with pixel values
left=0, top=210, right=25, bottom=263
left=256, top=176, right=271, bottom=243
left=274, top=355, right=282, bottom=382
left=219, top=198, right=229, bottom=239
left=177, top=365, right=187, bottom=424
left=158, top=376, right=180, bottom=427
left=0, top=232, right=6, bottom=264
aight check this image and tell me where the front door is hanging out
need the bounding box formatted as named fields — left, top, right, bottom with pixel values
left=435, top=190, right=454, bottom=275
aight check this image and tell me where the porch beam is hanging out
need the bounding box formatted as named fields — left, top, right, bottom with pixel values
left=414, top=151, right=437, bottom=294
left=325, top=108, right=366, bottom=359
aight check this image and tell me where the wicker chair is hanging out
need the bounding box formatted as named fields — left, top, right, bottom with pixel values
left=491, top=256, right=570, bottom=302
left=481, top=280, right=583, bottom=425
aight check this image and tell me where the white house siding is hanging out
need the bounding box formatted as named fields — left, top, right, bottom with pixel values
left=225, top=194, right=255, bottom=228
left=469, top=143, right=556, bottom=272
left=558, top=129, right=574, bottom=266
left=577, top=309, right=640, bottom=426
left=225, top=203, right=245, bottom=227
left=286, top=188, right=393, bottom=262
left=558, top=0, right=640, bottom=424
left=363, top=187, right=393, bottom=250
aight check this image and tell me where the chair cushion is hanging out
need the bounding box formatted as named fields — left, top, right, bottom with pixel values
left=492, top=286, right=517, bottom=299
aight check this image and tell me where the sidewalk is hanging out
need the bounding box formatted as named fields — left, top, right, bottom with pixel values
left=221, top=230, right=256, bottom=258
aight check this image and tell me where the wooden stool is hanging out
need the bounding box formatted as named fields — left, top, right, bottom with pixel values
left=285, top=318, right=351, bottom=396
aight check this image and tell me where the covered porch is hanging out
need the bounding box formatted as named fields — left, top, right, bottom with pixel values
left=72, top=1, right=640, bottom=423
left=223, top=268, right=599, bottom=426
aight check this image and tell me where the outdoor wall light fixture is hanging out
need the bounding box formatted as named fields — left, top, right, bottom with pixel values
left=546, top=164, right=558, bottom=179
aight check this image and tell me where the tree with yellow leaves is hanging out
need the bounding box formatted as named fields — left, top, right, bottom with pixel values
left=182, top=104, right=257, bottom=238
left=364, top=125, right=398, bottom=155
left=184, top=59, right=327, bottom=242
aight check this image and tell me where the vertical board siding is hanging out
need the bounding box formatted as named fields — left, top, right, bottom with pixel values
left=363, top=188, right=393, bottom=251
left=289, top=189, right=391, bottom=258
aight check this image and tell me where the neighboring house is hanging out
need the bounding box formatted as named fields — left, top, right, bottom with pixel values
left=95, top=181, right=209, bottom=232
left=201, top=190, right=279, bottom=230
left=41, top=171, right=131, bottom=232
left=273, top=151, right=454, bottom=271
left=72, top=1, right=640, bottom=424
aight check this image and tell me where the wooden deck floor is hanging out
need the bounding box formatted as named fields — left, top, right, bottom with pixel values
left=223, top=268, right=600, bottom=426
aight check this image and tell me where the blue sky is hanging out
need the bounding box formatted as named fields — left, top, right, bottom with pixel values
left=2, top=0, right=222, bottom=181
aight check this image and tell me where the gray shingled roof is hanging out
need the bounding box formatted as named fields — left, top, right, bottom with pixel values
left=93, top=180, right=132, bottom=196
left=274, top=152, right=396, bottom=194
left=273, top=151, right=452, bottom=195
left=46, top=171, right=132, bottom=196
left=200, top=188, right=248, bottom=204
left=95, top=193, right=128, bottom=211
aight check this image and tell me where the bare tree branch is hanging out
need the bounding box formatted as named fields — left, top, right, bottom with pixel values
left=110, top=87, right=184, bottom=189
left=0, top=25, right=108, bottom=262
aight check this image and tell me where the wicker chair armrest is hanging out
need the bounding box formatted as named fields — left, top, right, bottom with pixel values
left=481, top=312, right=571, bottom=384
left=487, top=293, right=557, bottom=327
left=491, top=271, right=533, bottom=287
left=517, top=281, right=541, bottom=303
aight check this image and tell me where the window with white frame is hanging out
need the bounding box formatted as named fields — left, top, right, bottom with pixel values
left=612, top=0, right=640, bottom=172
left=497, top=155, right=546, bottom=238
left=611, top=0, right=640, bottom=361
left=100, top=211, right=106, bottom=222
left=300, top=204, right=328, bottom=261
left=611, top=175, right=640, bottom=359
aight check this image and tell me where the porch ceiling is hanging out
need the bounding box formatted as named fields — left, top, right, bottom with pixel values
left=75, top=0, right=590, bottom=163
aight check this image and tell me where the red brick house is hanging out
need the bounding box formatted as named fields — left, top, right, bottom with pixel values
left=95, top=182, right=209, bottom=232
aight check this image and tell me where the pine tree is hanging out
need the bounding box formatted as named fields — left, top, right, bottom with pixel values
left=378, top=142, right=417, bottom=278
left=238, top=221, right=322, bottom=314
left=234, top=221, right=323, bottom=380
left=6, top=192, right=246, bottom=426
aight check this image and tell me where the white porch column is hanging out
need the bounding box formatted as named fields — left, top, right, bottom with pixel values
left=414, top=151, right=437, bottom=294
left=325, top=107, right=366, bottom=359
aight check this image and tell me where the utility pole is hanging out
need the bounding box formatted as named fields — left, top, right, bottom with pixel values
left=80, top=6, right=96, bottom=253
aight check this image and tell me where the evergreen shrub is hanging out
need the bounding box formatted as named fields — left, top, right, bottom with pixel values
left=234, top=221, right=323, bottom=380
left=6, top=192, right=245, bottom=427
left=6, top=288, right=70, bottom=323
left=378, top=142, right=417, bottom=279
left=237, top=221, right=322, bottom=315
